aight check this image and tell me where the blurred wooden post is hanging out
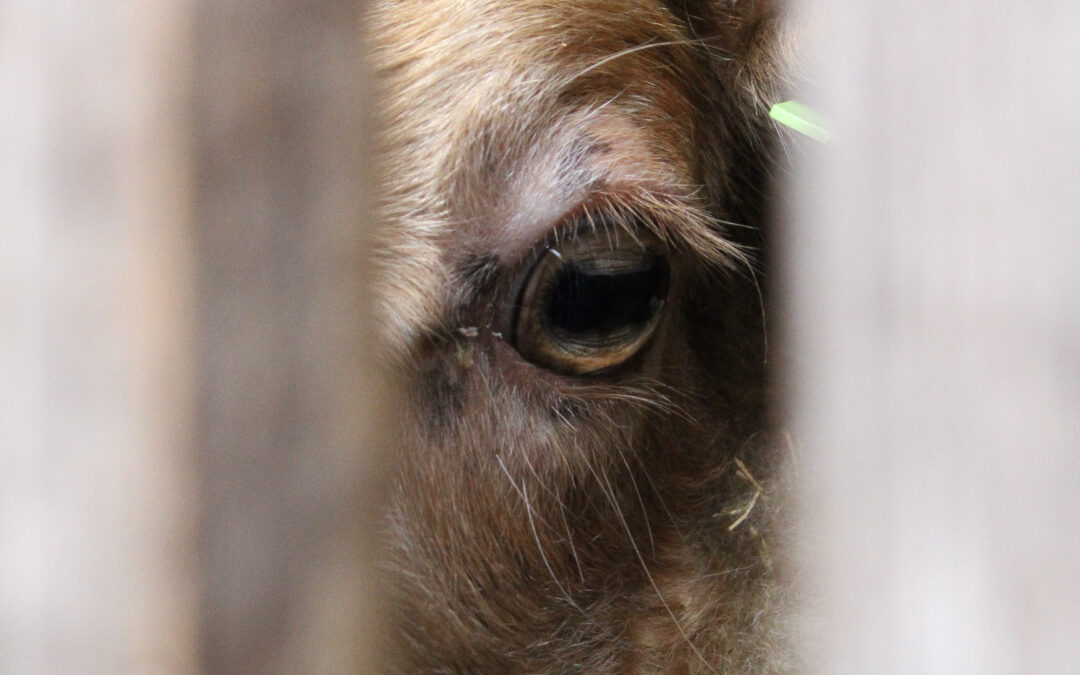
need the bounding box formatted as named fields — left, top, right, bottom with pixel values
left=0, top=2, right=199, bottom=670
left=787, top=1, right=1080, bottom=672
left=1, top=1, right=386, bottom=672
left=190, top=1, right=388, bottom=672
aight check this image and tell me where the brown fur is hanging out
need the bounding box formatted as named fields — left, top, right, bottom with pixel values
left=370, top=1, right=795, bottom=671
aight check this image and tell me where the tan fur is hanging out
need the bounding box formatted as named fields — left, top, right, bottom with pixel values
left=370, top=1, right=795, bottom=671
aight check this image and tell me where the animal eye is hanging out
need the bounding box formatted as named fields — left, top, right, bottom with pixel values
left=512, top=229, right=670, bottom=375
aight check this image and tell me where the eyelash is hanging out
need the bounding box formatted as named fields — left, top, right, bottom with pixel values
left=506, top=210, right=671, bottom=375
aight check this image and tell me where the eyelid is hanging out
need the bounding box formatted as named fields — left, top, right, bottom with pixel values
left=508, top=211, right=671, bottom=376
left=504, top=204, right=666, bottom=315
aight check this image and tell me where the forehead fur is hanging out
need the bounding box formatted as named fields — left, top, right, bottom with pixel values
left=370, top=0, right=738, bottom=357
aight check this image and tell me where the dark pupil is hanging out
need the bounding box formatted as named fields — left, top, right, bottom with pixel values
left=545, top=255, right=668, bottom=338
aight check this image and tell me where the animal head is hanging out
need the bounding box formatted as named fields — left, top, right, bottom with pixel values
left=370, top=1, right=794, bottom=670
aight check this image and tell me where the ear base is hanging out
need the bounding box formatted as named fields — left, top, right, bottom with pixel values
left=664, top=0, right=793, bottom=113
left=732, top=3, right=795, bottom=113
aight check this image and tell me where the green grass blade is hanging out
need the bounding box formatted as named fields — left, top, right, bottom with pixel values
left=769, top=100, right=832, bottom=143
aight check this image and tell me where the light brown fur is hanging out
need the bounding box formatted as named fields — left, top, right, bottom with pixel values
left=370, top=1, right=795, bottom=671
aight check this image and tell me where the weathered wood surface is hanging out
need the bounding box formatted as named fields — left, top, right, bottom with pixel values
left=190, top=1, right=388, bottom=672
left=1, top=1, right=387, bottom=672
left=787, top=2, right=1080, bottom=672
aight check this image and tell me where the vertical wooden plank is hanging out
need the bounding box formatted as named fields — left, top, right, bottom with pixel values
left=190, top=1, right=388, bottom=672
left=786, top=1, right=1080, bottom=672
left=0, top=1, right=198, bottom=671
left=1, top=1, right=386, bottom=671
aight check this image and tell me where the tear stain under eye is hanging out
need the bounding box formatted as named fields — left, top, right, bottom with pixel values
left=416, top=357, right=466, bottom=433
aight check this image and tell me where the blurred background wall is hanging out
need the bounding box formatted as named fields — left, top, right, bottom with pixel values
left=1, top=1, right=390, bottom=672
left=785, top=1, right=1080, bottom=673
